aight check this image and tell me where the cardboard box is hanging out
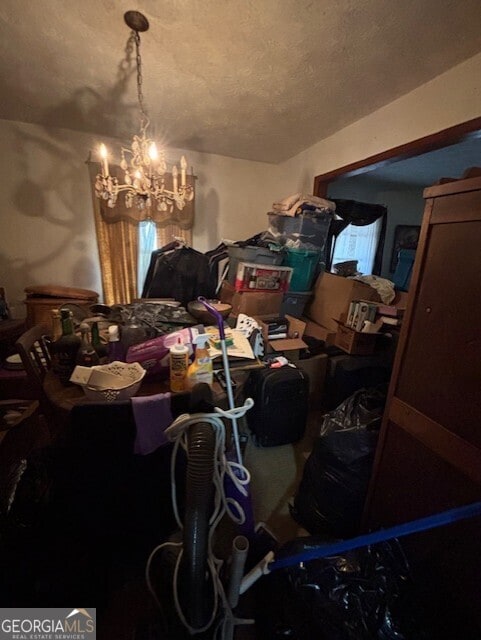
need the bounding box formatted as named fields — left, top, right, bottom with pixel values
left=291, top=353, right=328, bottom=408
left=256, top=314, right=308, bottom=359
left=220, top=280, right=283, bottom=318
left=302, top=317, right=336, bottom=346
left=334, top=322, right=377, bottom=355
left=305, top=272, right=380, bottom=332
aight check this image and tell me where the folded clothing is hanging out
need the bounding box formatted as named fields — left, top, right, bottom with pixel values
left=131, top=392, right=173, bottom=455
left=272, top=193, right=336, bottom=217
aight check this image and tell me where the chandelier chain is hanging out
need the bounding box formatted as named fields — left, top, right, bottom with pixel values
left=133, top=29, right=148, bottom=131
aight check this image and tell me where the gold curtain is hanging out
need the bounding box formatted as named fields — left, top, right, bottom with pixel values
left=87, top=161, right=195, bottom=305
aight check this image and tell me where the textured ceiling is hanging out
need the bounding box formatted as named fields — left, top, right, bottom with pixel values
left=1, top=0, right=481, bottom=163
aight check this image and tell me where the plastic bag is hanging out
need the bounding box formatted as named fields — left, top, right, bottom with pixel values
left=320, top=386, right=387, bottom=437
left=254, top=538, right=431, bottom=640
left=291, top=387, right=386, bottom=538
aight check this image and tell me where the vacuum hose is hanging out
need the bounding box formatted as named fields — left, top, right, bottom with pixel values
left=179, top=419, right=216, bottom=630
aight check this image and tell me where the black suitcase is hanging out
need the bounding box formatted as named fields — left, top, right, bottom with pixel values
left=244, top=366, right=309, bottom=447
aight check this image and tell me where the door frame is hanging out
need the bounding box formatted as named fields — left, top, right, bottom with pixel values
left=313, top=116, right=481, bottom=197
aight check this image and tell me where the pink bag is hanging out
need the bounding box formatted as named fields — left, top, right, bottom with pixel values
left=126, top=326, right=204, bottom=377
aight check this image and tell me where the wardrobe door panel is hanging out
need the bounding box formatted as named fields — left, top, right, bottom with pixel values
left=395, top=220, right=481, bottom=447
left=364, top=176, right=481, bottom=636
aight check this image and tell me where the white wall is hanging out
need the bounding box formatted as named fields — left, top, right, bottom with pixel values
left=2, top=50, right=481, bottom=316
left=0, top=120, right=102, bottom=317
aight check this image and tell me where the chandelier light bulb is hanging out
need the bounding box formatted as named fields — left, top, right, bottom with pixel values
left=148, top=142, right=158, bottom=161
left=99, top=143, right=109, bottom=177
left=94, top=11, right=194, bottom=212
left=180, top=155, right=187, bottom=186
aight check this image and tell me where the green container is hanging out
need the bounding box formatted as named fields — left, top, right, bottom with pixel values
left=284, top=248, right=321, bottom=291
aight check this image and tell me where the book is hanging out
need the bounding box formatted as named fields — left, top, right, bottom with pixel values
left=376, top=304, right=405, bottom=317
left=355, top=301, right=371, bottom=331
left=379, top=315, right=401, bottom=326
left=357, top=299, right=406, bottom=318
left=347, top=301, right=357, bottom=327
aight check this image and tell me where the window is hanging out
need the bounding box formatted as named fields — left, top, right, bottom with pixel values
left=331, top=218, right=382, bottom=275
left=137, top=220, right=158, bottom=295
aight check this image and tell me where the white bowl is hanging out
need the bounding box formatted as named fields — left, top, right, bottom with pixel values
left=82, top=361, right=146, bottom=402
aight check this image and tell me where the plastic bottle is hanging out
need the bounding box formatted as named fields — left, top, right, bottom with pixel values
left=76, top=322, right=100, bottom=367
left=108, top=325, right=125, bottom=362
left=169, top=337, right=189, bottom=392
left=186, top=333, right=213, bottom=389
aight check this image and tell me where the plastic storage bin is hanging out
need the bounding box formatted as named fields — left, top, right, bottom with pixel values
left=227, top=245, right=283, bottom=284
left=265, top=212, right=332, bottom=251
left=284, top=247, right=321, bottom=291
left=280, top=291, right=312, bottom=318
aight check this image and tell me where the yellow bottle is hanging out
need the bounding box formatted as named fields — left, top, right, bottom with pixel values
left=186, top=334, right=213, bottom=389
left=169, top=337, right=189, bottom=392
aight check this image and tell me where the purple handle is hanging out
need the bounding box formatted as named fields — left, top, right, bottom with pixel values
left=198, top=296, right=225, bottom=340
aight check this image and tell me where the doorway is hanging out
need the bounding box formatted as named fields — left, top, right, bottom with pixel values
left=313, top=117, right=481, bottom=281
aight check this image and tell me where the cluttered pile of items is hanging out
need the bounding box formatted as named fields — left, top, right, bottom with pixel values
left=40, top=192, right=407, bottom=447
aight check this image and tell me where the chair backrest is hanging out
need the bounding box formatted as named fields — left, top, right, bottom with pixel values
left=0, top=400, right=51, bottom=518
left=15, top=324, right=53, bottom=418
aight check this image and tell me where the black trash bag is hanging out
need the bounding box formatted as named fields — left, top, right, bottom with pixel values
left=254, top=537, right=432, bottom=640
left=291, top=387, right=386, bottom=538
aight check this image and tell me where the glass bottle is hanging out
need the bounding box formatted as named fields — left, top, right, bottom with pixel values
left=76, top=322, right=100, bottom=367
left=51, top=308, right=81, bottom=384
left=91, top=321, right=109, bottom=364
left=50, top=308, right=62, bottom=341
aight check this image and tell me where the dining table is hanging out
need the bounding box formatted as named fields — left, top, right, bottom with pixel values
left=43, top=367, right=250, bottom=432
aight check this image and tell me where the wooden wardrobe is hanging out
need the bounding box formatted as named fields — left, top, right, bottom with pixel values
left=363, top=173, right=481, bottom=637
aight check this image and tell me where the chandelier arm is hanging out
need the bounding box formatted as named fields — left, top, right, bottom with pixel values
left=112, top=183, right=191, bottom=198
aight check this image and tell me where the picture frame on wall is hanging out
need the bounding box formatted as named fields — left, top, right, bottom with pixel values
left=390, top=224, right=421, bottom=272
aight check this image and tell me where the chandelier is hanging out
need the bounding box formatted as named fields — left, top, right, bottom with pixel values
left=95, top=11, right=194, bottom=212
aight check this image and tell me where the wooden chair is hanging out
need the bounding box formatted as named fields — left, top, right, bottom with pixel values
left=0, top=399, right=51, bottom=537
left=14, top=324, right=56, bottom=432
